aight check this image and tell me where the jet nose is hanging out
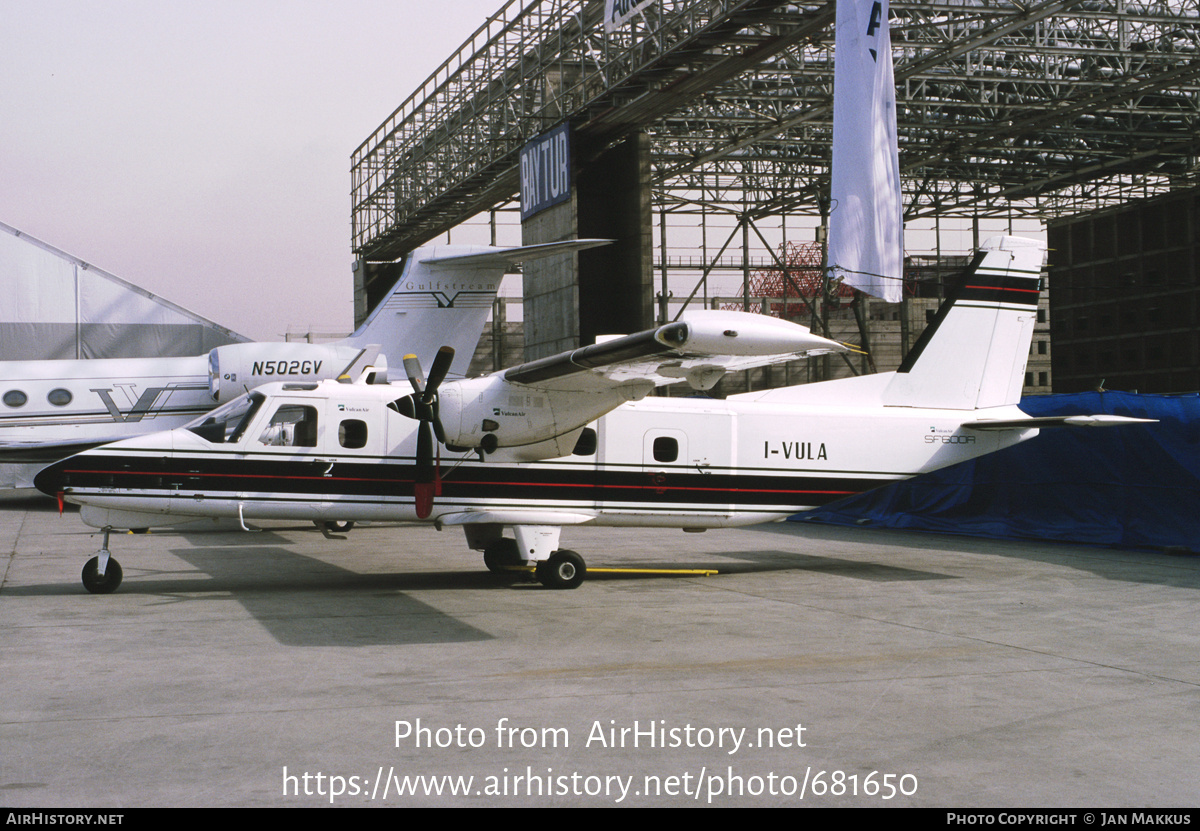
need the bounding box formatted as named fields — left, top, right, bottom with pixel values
left=33, top=458, right=69, bottom=497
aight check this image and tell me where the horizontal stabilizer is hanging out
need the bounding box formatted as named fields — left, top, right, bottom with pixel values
left=964, top=414, right=1157, bottom=430
left=421, top=239, right=612, bottom=270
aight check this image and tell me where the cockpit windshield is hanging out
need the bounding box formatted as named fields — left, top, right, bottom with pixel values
left=185, top=392, right=265, bottom=444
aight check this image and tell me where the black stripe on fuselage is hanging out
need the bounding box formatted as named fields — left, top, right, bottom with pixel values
left=47, top=451, right=893, bottom=510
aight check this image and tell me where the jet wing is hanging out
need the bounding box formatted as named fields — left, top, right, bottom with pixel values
left=502, top=310, right=846, bottom=393
left=0, top=438, right=124, bottom=464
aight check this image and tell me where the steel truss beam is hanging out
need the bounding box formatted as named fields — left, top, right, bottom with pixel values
left=352, top=0, right=1200, bottom=262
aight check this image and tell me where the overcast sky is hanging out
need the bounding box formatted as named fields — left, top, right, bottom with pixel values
left=2, top=0, right=508, bottom=341
left=2, top=1, right=1045, bottom=344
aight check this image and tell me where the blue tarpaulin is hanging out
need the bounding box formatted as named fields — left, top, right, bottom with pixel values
left=793, top=392, right=1200, bottom=551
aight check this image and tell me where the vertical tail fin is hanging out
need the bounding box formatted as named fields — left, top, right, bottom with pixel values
left=342, top=240, right=610, bottom=378
left=882, top=235, right=1045, bottom=410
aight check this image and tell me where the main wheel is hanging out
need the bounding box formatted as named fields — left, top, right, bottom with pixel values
left=483, top=538, right=522, bottom=574
left=81, top=556, right=123, bottom=594
left=535, top=550, right=586, bottom=590
left=315, top=520, right=355, bottom=533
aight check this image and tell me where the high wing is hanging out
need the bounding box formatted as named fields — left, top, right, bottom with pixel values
left=503, top=310, right=845, bottom=393
left=429, top=309, right=846, bottom=456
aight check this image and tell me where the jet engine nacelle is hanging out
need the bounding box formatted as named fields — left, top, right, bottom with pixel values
left=207, top=342, right=361, bottom=401
left=436, top=376, right=650, bottom=452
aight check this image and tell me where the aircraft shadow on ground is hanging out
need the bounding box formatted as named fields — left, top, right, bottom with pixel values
left=770, top=517, right=1200, bottom=591
left=163, top=545, right=500, bottom=647
left=597, top=550, right=955, bottom=583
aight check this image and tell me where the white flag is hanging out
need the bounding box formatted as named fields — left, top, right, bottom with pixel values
left=604, top=0, right=654, bottom=33
left=828, top=0, right=904, bottom=303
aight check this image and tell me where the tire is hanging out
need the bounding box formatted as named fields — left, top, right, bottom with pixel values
left=536, top=549, right=586, bottom=590
left=483, top=538, right=522, bottom=574
left=81, top=556, right=123, bottom=594
left=316, top=521, right=355, bottom=533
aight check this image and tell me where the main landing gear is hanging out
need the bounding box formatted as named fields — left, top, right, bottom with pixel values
left=534, top=550, right=586, bottom=590
left=314, top=520, right=355, bottom=533
left=81, top=528, right=123, bottom=594
left=477, top=528, right=587, bottom=590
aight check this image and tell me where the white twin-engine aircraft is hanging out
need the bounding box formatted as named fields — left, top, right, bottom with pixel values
left=0, top=239, right=604, bottom=488
left=36, top=236, right=1146, bottom=592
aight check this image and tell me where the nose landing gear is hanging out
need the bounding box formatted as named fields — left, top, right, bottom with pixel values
left=81, top=529, right=123, bottom=594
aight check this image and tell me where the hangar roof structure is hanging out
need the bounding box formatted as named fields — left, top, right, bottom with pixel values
left=351, top=0, right=1200, bottom=265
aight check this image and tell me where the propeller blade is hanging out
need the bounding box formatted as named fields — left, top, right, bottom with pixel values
left=402, top=345, right=455, bottom=519
left=414, top=482, right=435, bottom=519
left=422, top=346, right=455, bottom=403
left=416, top=421, right=433, bottom=483
left=431, top=399, right=446, bottom=444
left=402, top=353, right=424, bottom=394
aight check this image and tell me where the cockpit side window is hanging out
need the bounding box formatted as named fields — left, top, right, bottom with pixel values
left=186, top=392, right=265, bottom=444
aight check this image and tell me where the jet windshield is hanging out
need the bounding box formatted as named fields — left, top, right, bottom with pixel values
left=185, top=392, right=265, bottom=444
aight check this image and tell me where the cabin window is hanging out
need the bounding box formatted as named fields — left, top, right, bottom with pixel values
left=47, top=388, right=73, bottom=406
left=259, top=405, right=319, bottom=448
left=652, top=436, right=679, bottom=463
left=339, top=419, right=368, bottom=449
left=3, top=390, right=27, bottom=408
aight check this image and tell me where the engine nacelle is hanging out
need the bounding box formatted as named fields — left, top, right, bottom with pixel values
left=436, top=375, right=649, bottom=451
left=207, top=342, right=362, bottom=401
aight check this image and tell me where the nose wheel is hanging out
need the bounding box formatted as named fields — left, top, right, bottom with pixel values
left=534, top=550, right=586, bottom=590
left=81, top=529, right=123, bottom=594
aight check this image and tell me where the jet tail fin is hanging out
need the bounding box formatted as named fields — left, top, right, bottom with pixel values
left=342, top=240, right=610, bottom=379
left=883, top=236, right=1044, bottom=410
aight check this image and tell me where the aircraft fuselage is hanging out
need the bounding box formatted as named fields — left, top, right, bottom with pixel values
left=36, top=383, right=1033, bottom=531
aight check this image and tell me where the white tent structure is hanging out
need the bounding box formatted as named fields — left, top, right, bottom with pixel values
left=0, top=221, right=246, bottom=360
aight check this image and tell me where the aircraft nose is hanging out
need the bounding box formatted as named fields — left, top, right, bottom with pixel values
left=33, top=459, right=69, bottom=497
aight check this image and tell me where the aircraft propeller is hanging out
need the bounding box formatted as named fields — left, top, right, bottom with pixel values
left=389, top=345, right=455, bottom=518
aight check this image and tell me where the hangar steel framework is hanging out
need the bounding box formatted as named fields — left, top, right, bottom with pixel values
left=351, top=0, right=1200, bottom=266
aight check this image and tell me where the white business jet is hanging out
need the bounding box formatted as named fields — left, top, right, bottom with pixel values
left=0, top=239, right=605, bottom=488
left=36, top=237, right=1148, bottom=592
